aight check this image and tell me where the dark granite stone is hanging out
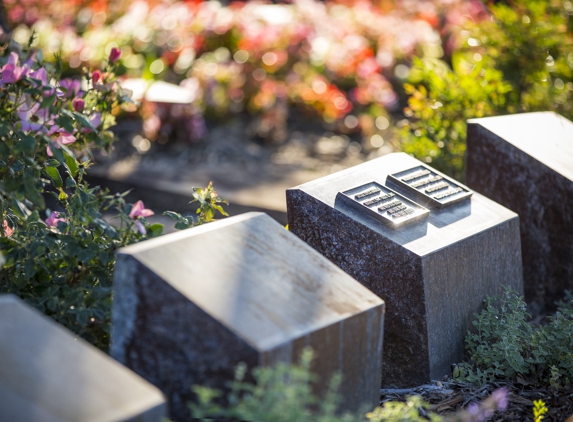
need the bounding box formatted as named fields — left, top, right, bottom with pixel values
left=467, top=112, right=573, bottom=312
left=0, top=295, right=166, bottom=422
left=111, top=212, right=385, bottom=421
left=287, top=152, right=523, bottom=387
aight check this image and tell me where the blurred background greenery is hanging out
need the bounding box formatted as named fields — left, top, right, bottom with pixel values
left=4, top=0, right=572, bottom=180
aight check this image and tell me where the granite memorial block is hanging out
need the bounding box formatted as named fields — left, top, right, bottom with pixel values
left=0, top=294, right=166, bottom=422
left=287, top=152, right=523, bottom=387
left=111, top=212, right=385, bottom=421
left=467, top=112, right=573, bottom=311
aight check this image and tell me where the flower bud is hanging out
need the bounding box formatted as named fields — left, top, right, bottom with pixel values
left=109, top=47, right=122, bottom=64
left=92, top=69, right=102, bottom=84
left=72, top=97, right=85, bottom=112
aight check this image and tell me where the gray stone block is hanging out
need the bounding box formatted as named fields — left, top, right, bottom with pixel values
left=287, top=152, right=523, bottom=387
left=0, top=294, right=166, bottom=422
left=111, top=212, right=385, bottom=421
left=467, top=112, right=573, bottom=312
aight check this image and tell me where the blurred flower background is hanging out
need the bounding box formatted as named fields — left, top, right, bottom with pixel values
left=4, top=0, right=572, bottom=184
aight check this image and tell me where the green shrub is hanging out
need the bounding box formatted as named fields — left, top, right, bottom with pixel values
left=400, top=57, right=510, bottom=181
left=454, top=287, right=573, bottom=386
left=401, top=0, right=573, bottom=179
left=190, top=349, right=509, bottom=422
left=0, top=38, right=226, bottom=350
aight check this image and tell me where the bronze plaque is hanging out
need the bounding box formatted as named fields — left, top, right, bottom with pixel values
left=386, top=165, right=472, bottom=208
left=337, top=182, right=430, bottom=228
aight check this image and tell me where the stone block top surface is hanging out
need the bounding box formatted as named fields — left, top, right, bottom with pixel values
left=468, top=111, right=573, bottom=182
left=118, top=212, right=384, bottom=351
left=0, top=295, right=166, bottom=422
left=288, top=152, right=518, bottom=256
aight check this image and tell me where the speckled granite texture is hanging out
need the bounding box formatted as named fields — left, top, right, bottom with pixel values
left=467, top=112, right=573, bottom=312
left=287, top=153, right=523, bottom=388
left=111, top=213, right=384, bottom=421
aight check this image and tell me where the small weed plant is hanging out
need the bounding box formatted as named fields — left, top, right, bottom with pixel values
left=454, top=287, right=573, bottom=386
left=533, top=399, right=548, bottom=422
left=190, top=349, right=508, bottom=422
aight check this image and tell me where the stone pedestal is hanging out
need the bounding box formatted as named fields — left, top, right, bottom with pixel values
left=0, top=295, right=166, bottom=422
left=287, top=152, right=523, bottom=387
left=111, top=212, right=385, bottom=421
left=467, top=112, right=573, bottom=312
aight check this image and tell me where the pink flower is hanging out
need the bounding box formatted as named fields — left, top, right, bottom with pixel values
left=59, top=78, right=81, bottom=98
left=1, top=220, right=13, bottom=237
left=491, top=388, right=508, bottom=412
left=18, top=102, right=54, bottom=132
left=129, top=200, right=154, bottom=234
left=29, top=67, right=48, bottom=86
left=0, top=52, right=30, bottom=85
left=45, top=212, right=67, bottom=228
left=92, top=70, right=102, bottom=84
left=46, top=125, right=76, bottom=156
left=72, top=97, right=85, bottom=112
left=109, top=47, right=122, bottom=64
left=80, top=112, right=102, bottom=134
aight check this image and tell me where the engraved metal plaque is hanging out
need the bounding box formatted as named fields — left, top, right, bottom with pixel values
left=337, top=182, right=430, bottom=228
left=386, top=165, right=472, bottom=208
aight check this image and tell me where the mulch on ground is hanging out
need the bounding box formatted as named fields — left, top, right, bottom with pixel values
left=381, top=380, right=573, bottom=421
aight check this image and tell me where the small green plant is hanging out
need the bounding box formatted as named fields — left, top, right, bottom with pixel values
left=163, top=181, right=228, bottom=230
left=533, top=399, right=548, bottom=422
left=190, top=349, right=508, bottom=422
left=366, top=396, right=441, bottom=422
left=454, top=287, right=573, bottom=386
left=189, top=348, right=357, bottom=422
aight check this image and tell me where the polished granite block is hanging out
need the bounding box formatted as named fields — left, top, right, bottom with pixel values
left=0, top=295, right=166, bottom=422
left=287, top=152, right=523, bottom=387
left=467, top=112, right=573, bottom=311
left=111, top=212, right=385, bottom=420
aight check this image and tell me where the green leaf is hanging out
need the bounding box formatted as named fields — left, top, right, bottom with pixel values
left=43, top=167, right=63, bottom=188
left=0, top=122, right=11, bottom=137
left=65, top=177, right=76, bottom=188
left=40, top=94, right=56, bottom=109
left=64, top=153, right=79, bottom=178
left=15, top=136, right=36, bottom=154
left=174, top=221, right=192, bottom=230
left=0, top=140, right=10, bottom=157
left=78, top=248, right=96, bottom=263
left=148, top=223, right=164, bottom=237
left=72, top=112, right=95, bottom=130
left=47, top=297, right=58, bottom=312
left=163, top=211, right=185, bottom=222
left=24, top=259, right=36, bottom=278
left=56, top=115, right=74, bottom=133
left=10, top=199, right=29, bottom=218
left=213, top=204, right=229, bottom=217
left=25, top=181, right=45, bottom=208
